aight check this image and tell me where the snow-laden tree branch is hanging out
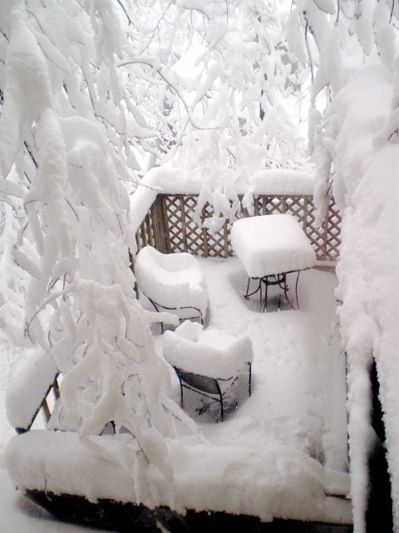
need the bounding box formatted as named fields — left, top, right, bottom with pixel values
left=0, top=0, right=194, bottom=496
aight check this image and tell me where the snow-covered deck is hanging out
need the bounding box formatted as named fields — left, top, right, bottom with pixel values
left=155, top=258, right=348, bottom=469
left=3, top=257, right=352, bottom=527
left=152, top=257, right=351, bottom=522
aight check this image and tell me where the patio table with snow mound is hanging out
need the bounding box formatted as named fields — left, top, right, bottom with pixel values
left=231, top=214, right=316, bottom=310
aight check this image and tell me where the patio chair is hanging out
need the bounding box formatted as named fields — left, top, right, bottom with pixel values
left=134, top=246, right=208, bottom=331
left=162, top=321, right=253, bottom=421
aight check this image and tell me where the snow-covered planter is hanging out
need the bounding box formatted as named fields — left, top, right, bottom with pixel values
left=6, top=424, right=353, bottom=530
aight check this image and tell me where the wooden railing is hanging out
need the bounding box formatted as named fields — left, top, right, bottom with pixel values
left=136, top=194, right=341, bottom=263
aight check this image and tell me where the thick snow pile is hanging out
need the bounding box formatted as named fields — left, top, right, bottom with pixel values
left=5, top=428, right=350, bottom=525
left=323, top=62, right=399, bottom=530
left=134, top=246, right=208, bottom=318
left=141, top=165, right=315, bottom=197
left=0, top=466, right=101, bottom=533
left=4, top=259, right=351, bottom=525
left=163, top=321, right=253, bottom=379
left=231, top=214, right=316, bottom=278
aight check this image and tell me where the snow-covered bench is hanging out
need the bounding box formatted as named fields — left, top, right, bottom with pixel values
left=163, top=321, right=253, bottom=421
left=134, top=245, right=208, bottom=330
left=5, top=349, right=352, bottom=530
left=5, top=429, right=352, bottom=530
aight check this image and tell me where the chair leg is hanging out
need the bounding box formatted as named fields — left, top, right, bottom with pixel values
left=263, top=280, right=269, bottom=312
left=214, top=380, right=224, bottom=422
left=295, top=271, right=301, bottom=309
left=248, top=362, right=252, bottom=396
left=245, top=277, right=251, bottom=298
left=179, top=379, right=184, bottom=408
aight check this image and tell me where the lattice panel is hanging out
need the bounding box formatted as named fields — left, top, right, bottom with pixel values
left=163, top=195, right=231, bottom=257
left=135, top=207, right=156, bottom=252
left=324, top=200, right=342, bottom=260
left=135, top=194, right=342, bottom=262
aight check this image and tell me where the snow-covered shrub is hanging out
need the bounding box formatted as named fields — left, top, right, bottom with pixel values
left=289, top=1, right=399, bottom=530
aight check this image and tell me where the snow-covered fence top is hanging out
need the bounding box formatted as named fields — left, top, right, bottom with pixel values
left=131, top=167, right=341, bottom=263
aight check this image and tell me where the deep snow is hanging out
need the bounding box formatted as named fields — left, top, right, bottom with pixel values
left=1, top=257, right=351, bottom=529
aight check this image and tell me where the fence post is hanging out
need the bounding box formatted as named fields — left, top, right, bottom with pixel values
left=152, top=195, right=170, bottom=253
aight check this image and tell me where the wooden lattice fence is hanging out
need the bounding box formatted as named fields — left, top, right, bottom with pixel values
left=136, top=194, right=341, bottom=263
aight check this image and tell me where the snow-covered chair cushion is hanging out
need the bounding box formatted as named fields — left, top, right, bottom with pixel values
left=134, top=246, right=208, bottom=323
left=163, top=321, right=253, bottom=420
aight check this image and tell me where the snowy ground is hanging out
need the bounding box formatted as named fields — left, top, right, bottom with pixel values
left=0, top=257, right=350, bottom=530
left=159, top=257, right=348, bottom=472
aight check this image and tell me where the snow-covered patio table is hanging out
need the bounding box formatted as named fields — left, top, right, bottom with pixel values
left=231, top=214, right=316, bottom=310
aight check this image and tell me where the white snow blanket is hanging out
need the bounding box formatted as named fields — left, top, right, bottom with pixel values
left=163, top=321, right=253, bottom=379
left=134, top=246, right=208, bottom=317
left=231, top=214, right=316, bottom=278
left=130, top=167, right=315, bottom=235
left=5, top=430, right=351, bottom=524
left=4, top=260, right=352, bottom=526
left=141, top=166, right=315, bottom=196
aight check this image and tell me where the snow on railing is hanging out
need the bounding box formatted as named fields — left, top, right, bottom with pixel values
left=134, top=193, right=341, bottom=263
left=132, top=167, right=341, bottom=263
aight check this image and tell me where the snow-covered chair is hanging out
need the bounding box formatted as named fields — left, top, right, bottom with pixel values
left=6, top=350, right=60, bottom=434
left=134, top=246, right=208, bottom=330
left=163, top=321, right=253, bottom=421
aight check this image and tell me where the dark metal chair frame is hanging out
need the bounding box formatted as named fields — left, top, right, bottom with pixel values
left=145, top=294, right=204, bottom=332
left=173, top=362, right=252, bottom=422
left=244, top=269, right=308, bottom=312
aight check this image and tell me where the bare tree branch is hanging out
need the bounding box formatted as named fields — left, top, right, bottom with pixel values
left=115, top=0, right=134, bottom=26
left=304, top=19, right=314, bottom=83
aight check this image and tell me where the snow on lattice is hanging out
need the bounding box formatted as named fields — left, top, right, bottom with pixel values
left=131, top=165, right=316, bottom=238
left=135, top=246, right=208, bottom=317
left=163, top=321, right=253, bottom=380
left=231, top=214, right=316, bottom=278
